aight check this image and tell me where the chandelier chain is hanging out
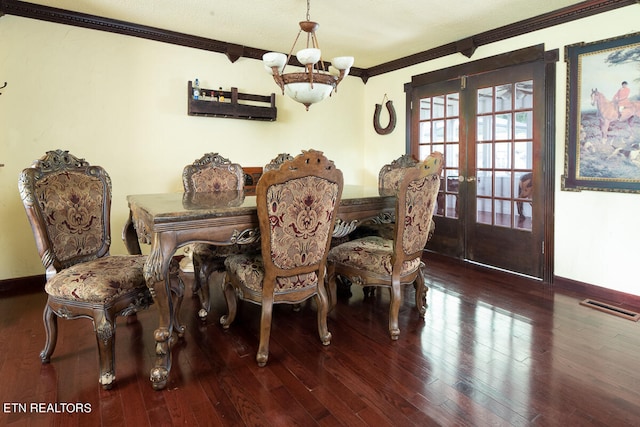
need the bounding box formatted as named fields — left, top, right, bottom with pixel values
left=306, top=0, right=311, bottom=21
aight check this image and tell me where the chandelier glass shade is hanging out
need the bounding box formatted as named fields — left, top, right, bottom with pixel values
left=262, top=1, right=353, bottom=110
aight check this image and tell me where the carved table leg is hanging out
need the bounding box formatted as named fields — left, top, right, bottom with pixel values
left=145, top=236, right=178, bottom=391
left=169, top=258, right=185, bottom=338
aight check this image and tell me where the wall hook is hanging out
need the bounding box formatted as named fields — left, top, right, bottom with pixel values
left=0, top=82, right=6, bottom=95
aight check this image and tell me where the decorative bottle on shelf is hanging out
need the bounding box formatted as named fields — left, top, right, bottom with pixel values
left=193, top=79, right=200, bottom=100
left=218, top=87, right=225, bottom=102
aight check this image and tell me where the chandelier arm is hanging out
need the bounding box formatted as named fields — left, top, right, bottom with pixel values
left=311, top=33, right=327, bottom=73
left=271, top=68, right=285, bottom=94
left=333, top=69, right=348, bottom=92
left=284, top=29, right=305, bottom=73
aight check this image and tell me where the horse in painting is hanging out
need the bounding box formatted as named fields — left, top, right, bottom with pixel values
left=590, top=88, right=640, bottom=141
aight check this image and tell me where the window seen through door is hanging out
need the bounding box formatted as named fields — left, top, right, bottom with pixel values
left=476, top=80, right=533, bottom=231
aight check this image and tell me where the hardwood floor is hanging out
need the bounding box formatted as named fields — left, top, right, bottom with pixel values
left=1, top=254, right=640, bottom=426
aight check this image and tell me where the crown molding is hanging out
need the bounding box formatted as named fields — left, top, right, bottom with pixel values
left=0, top=0, right=636, bottom=84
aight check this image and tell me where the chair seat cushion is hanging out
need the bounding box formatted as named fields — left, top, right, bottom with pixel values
left=224, top=253, right=318, bottom=292
left=45, top=255, right=147, bottom=304
left=327, top=236, right=421, bottom=277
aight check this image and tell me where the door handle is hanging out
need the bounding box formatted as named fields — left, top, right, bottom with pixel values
left=457, top=176, right=476, bottom=182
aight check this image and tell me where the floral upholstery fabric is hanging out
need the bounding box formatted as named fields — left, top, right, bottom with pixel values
left=225, top=175, right=338, bottom=291
left=267, top=176, right=339, bottom=269
left=225, top=254, right=318, bottom=291
left=35, top=172, right=106, bottom=263
left=379, top=168, right=409, bottom=194
left=327, top=236, right=422, bottom=276
left=403, top=174, right=439, bottom=254
left=190, top=168, right=241, bottom=192
left=45, top=255, right=147, bottom=304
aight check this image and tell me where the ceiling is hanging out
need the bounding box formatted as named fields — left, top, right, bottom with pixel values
left=23, top=0, right=586, bottom=69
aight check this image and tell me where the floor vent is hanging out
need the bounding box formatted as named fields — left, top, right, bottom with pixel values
left=580, top=299, right=640, bottom=322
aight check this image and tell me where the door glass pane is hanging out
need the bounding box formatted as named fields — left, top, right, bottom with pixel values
left=495, top=84, right=512, bottom=112
left=477, top=87, right=493, bottom=114
left=446, top=119, right=459, bottom=141
left=476, top=170, right=492, bottom=197
left=494, top=199, right=511, bottom=227
left=477, top=197, right=492, bottom=224
left=419, top=145, right=431, bottom=161
left=477, top=116, right=493, bottom=141
left=515, top=111, right=533, bottom=139
left=495, top=113, right=512, bottom=140
left=494, top=142, right=511, bottom=169
left=446, top=194, right=459, bottom=218
left=515, top=80, right=533, bottom=109
left=515, top=201, right=532, bottom=230
left=433, top=120, right=445, bottom=142
left=514, top=142, right=532, bottom=169
left=446, top=170, right=459, bottom=191
left=420, top=121, right=431, bottom=143
left=446, top=93, right=459, bottom=115
left=494, top=171, right=512, bottom=198
left=477, top=143, right=492, bottom=169
left=433, top=95, right=445, bottom=118
left=420, top=99, right=432, bottom=120
left=515, top=171, right=533, bottom=197
left=446, top=145, right=459, bottom=168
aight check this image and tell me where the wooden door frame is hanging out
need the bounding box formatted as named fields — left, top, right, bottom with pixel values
left=404, top=44, right=557, bottom=284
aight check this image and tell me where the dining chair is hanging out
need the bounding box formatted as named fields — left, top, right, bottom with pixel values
left=326, top=152, right=443, bottom=340
left=18, top=149, right=154, bottom=389
left=182, top=152, right=246, bottom=320
left=349, top=153, right=419, bottom=241
left=220, top=149, right=343, bottom=366
left=263, top=152, right=294, bottom=172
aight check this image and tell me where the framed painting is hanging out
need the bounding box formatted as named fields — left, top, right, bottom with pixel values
left=562, top=32, right=640, bottom=193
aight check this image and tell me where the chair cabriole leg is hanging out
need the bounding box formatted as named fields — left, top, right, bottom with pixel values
left=40, top=303, right=57, bottom=363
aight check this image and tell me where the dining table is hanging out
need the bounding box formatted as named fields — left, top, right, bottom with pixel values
left=123, top=185, right=395, bottom=390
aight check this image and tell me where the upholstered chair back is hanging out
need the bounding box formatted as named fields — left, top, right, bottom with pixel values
left=182, top=152, right=244, bottom=193
left=18, top=149, right=112, bottom=278
left=378, top=154, right=419, bottom=194
left=257, top=150, right=343, bottom=292
left=396, top=154, right=443, bottom=260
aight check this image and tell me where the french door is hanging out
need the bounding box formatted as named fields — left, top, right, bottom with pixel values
left=410, top=60, right=548, bottom=279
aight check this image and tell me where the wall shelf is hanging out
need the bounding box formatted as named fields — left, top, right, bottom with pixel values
left=187, top=81, right=277, bottom=121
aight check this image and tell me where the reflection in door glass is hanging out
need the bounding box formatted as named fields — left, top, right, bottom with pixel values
left=476, top=80, right=533, bottom=230
left=418, top=92, right=460, bottom=219
left=495, top=84, right=513, bottom=112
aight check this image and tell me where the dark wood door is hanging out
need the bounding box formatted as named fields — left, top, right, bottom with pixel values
left=412, top=61, right=545, bottom=278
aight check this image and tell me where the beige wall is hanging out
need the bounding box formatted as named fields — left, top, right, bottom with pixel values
left=2, top=5, right=640, bottom=296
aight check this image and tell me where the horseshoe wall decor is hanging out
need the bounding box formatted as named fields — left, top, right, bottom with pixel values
left=373, top=95, right=396, bottom=135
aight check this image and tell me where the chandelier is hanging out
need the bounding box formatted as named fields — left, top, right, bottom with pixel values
left=262, top=0, right=354, bottom=111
